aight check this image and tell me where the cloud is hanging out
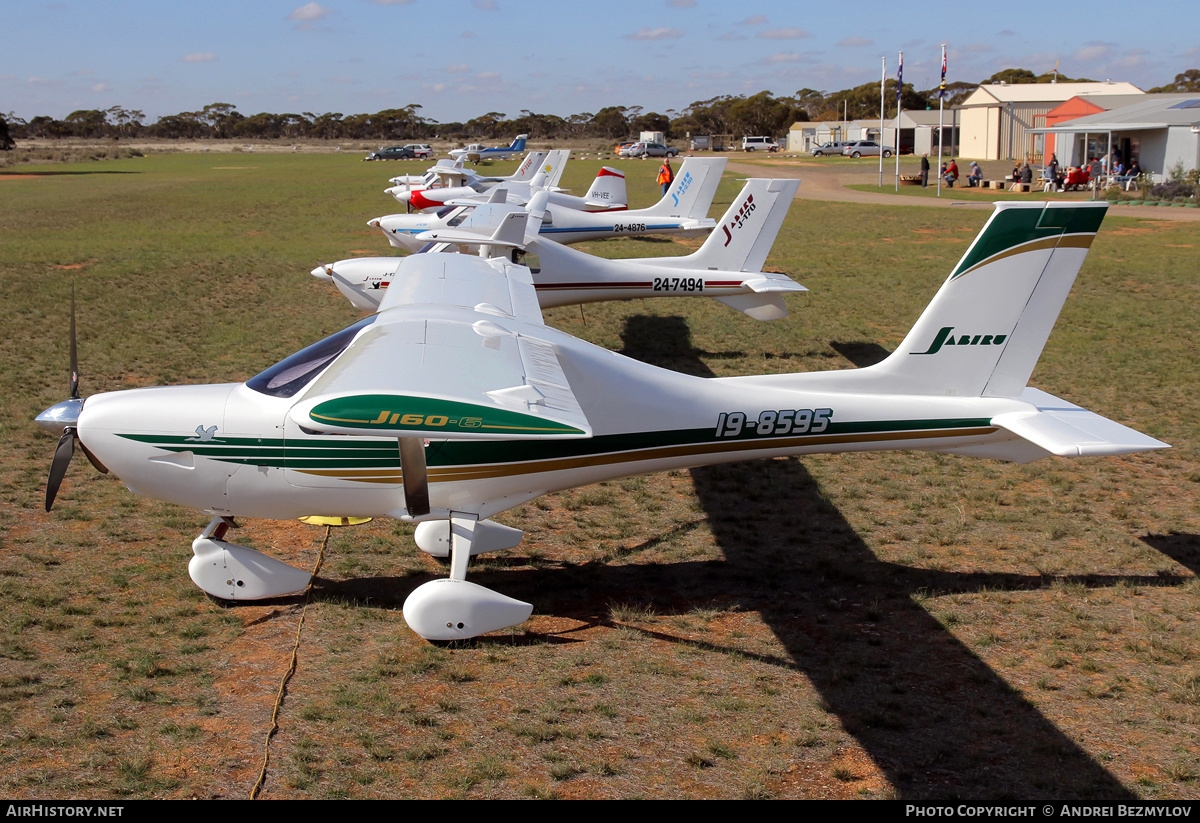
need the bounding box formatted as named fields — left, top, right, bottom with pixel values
left=180, top=52, right=217, bottom=63
left=1074, top=41, right=1116, bottom=62
left=758, top=27, right=807, bottom=40
left=371, top=0, right=414, bottom=4
left=837, top=37, right=872, bottom=47
left=961, top=43, right=993, bottom=54
left=288, top=3, right=331, bottom=22
left=91, top=83, right=108, bottom=93
left=716, top=32, right=746, bottom=41
left=763, top=52, right=812, bottom=65
left=445, top=63, right=471, bottom=74
left=739, top=15, right=767, bottom=25
left=472, top=0, right=498, bottom=9
left=625, top=27, right=684, bottom=41
left=667, top=0, right=696, bottom=6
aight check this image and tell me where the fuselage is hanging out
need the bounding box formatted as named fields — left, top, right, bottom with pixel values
left=75, top=309, right=1025, bottom=525
left=372, top=205, right=712, bottom=251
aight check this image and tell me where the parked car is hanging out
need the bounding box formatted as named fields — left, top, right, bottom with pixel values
left=841, top=140, right=894, bottom=159
left=619, top=142, right=678, bottom=158
left=364, top=145, right=416, bottom=161
left=742, top=136, right=779, bottom=152
left=614, top=141, right=638, bottom=154
left=811, top=141, right=851, bottom=157
left=403, top=144, right=434, bottom=159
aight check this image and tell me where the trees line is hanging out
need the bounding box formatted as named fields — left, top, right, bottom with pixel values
left=4, top=69, right=1197, bottom=147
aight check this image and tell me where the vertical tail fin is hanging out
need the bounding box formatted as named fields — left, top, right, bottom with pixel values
left=540, top=150, right=570, bottom=188
left=641, top=157, right=727, bottom=218
left=583, top=167, right=627, bottom=209
left=509, top=151, right=548, bottom=182
left=664, top=178, right=799, bottom=272
left=510, top=134, right=528, bottom=152
left=860, top=202, right=1109, bottom=397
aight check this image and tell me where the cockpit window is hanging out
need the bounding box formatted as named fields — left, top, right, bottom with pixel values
left=246, top=316, right=377, bottom=398
left=435, top=205, right=457, bottom=218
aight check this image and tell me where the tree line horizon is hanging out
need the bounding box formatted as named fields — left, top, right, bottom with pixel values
left=4, top=68, right=1198, bottom=148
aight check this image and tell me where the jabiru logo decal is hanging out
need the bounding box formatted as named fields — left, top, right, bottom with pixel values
left=913, top=326, right=1008, bottom=355
left=670, top=171, right=693, bottom=208
left=721, top=194, right=756, bottom=246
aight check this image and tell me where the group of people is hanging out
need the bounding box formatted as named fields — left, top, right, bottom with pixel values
left=1041, top=152, right=1141, bottom=191
left=918, top=155, right=982, bottom=188
left=915, top=150, right=1142, bottom=193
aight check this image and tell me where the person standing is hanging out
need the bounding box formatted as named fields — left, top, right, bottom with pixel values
left=920, top=153, right=930, bottom=187
left=657, top=159, right=674, bottom=196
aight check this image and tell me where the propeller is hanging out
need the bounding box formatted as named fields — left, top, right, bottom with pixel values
left=37, top=284, right=106, bottom=512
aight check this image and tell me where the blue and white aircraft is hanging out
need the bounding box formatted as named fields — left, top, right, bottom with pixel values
left=449, top=134, right=528, bottom=163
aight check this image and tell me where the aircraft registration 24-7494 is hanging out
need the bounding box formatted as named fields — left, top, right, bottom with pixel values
left=37, top=201, right=1167, bottom=641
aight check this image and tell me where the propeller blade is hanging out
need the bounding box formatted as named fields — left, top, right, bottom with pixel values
left=329, top=269, right=382, bottom=308
left=46, top=428, right=76, bottom=511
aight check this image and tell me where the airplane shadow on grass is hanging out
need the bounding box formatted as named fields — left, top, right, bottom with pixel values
left=316, top=315, right=1188, bottom=799
left=608, top=315, right=1161, bottom=799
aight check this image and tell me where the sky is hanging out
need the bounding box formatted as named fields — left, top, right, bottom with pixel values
left=5, top=0, right=1197, bottom=126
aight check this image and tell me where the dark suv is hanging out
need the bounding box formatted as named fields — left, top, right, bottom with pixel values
left=364, top=146, right=416, bottom=161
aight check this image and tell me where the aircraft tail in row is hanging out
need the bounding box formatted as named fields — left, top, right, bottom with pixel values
left=754, top=201, right=1168, bottom=462
left=641, top=157, right=726, bottom=219
left=582, top=167, right=627, bottom=210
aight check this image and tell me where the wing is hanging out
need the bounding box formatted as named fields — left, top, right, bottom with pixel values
left=288, top=253, right=590, bottom=442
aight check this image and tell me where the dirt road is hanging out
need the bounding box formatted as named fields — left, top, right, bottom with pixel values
left=726, top=157, right=1200, bottom=222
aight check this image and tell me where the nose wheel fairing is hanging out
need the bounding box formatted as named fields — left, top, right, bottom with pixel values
left=188, top=517, right=312, bottom=600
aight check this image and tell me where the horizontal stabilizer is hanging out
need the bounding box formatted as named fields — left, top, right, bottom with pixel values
left=742, top=272, right=808, bottom=294
left=714, top=293, right=788, bottom=321
left=992, top=388, right=1169, bottom=458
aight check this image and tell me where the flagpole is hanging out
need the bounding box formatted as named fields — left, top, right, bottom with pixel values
left=895, top=51, right=903, bottom=191
left=937, top=43, right=946, bottom=197
left=879, top=56, right=885, bottom=186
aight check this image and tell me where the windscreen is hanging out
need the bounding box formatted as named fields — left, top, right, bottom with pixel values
left=246, top=316, right=377, bottom=398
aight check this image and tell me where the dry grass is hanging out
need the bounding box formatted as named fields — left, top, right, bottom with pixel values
left=0, top=152, right=1196, bottom=799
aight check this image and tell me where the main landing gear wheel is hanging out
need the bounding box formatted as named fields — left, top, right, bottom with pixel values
left=403, top=515, right=531, bottom=641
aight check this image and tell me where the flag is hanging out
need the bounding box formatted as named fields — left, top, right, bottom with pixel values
left=897, top=52, right=903, bottom=105
left=939, top=45, right=947, bottom=99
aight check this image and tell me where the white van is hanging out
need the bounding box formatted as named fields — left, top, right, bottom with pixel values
left=742, top=136, right=779, bottom=152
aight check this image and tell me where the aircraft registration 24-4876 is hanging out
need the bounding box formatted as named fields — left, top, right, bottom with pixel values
left=37, top=200, right=1167, bottom=641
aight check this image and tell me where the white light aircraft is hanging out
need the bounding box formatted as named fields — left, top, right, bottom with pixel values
left=448, top=134, right=528, bottom=163
left=38, top=202, right=1166, bottom=641
left=373, top=157, right=724, bottom=251
left=385, top=157, right=471, bottom=190
left=319, top=178, right=805, bottom=320
left=386, top=150, right=570, bottom=210
left=390, top=155, right=619, bottom=215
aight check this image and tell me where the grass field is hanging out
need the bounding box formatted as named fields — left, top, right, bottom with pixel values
left=0, top=153, right=1197, bottom=799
